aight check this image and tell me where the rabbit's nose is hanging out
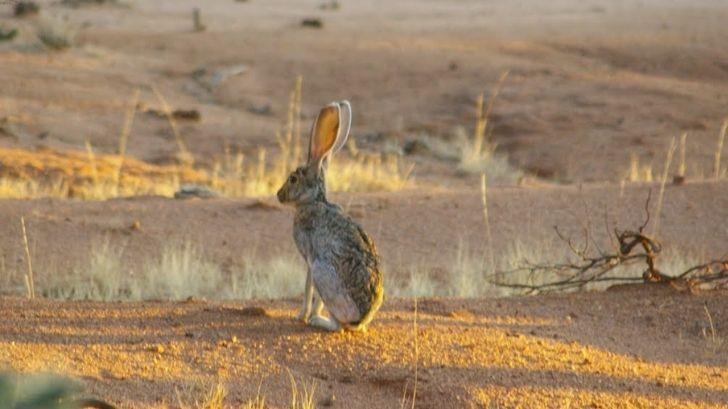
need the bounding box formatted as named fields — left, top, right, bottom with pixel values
left=276, top=188, right=285, bottom=203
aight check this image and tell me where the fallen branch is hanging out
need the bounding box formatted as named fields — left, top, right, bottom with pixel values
left=491, top=190, right=728, bottom=294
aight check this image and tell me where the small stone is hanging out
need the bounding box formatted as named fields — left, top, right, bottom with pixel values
left=320, top=393, right=335, bottom=407
left=174, top=184, right=218, bottom=199
left=301, top=18, right=323, bottom=28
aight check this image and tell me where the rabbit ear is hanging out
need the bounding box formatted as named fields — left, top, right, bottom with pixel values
left=308, top=101, right=351, bottom=170
left=330, top=100, right=352, bottom=156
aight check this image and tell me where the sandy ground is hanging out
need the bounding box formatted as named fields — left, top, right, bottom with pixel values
left=1, top=1, right=728, bottom=407
left=1, top=287, right=727, bottom=408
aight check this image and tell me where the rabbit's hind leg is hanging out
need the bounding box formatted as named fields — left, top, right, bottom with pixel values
left=309, top=315, right=342, bottom=332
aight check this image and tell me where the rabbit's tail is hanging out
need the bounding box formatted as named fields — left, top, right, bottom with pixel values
left=343, top=287, right=384, bottom=332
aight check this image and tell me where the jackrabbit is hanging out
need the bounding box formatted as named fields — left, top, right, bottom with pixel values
left=277, top=100, right=384, bottom=332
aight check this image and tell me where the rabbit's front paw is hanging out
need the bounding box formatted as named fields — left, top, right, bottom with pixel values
left=295, top=310, right=311, bottom=324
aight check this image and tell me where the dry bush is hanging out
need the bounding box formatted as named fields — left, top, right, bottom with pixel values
left=37, top=20, right=75, bottom=50
left=491, top=192, right=728, bottom=294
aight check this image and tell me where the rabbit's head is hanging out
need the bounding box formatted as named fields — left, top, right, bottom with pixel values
left=277, top=101, right=351, bottom=205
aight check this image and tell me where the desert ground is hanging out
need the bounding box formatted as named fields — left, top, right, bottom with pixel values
left=1, top=287, right=727, bottom=408
left=0, top=0, right=727, bottom=408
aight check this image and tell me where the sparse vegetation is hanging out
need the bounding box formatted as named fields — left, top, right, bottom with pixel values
left=490, top=193, right=728, bottom=294
left=37, top=20, right=74, bottom=50
left=456, top=72, right=523, bottom=184
left=625, top=120, right=728, bottom=183
left=175, top=380, right=226, bottom=409
left=35, top=238, right=305, bottom=301
left=5, top=228, right=709, bottom=302
left=173, top=374, right=319, bottom=409
left=0, top=81, right=412, bottom=200
left=0, top=26, right=18, bottom=42
left=287, top=371, right=316, bottom=409
left=14, top=1, right=40, bottom=17
left=625, top=153, right=655, bottom=182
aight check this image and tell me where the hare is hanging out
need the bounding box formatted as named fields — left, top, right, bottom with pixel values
left=277, top=100, right=384, bottom=332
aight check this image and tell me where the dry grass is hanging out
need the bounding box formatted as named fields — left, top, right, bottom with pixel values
left=625, top=153, right=655, bottom=182
left=0, top=145, right=414, bottom=199
left=20, top=216, right=35, bottom=300
left=39, top=239, right=304, bottom=302
left=678, top=132, right=688, bottom=178
left=176, top=380, right=226, bottom=409
left=455, top=72, right=523, bottom=184
left=0, top=147, right=194, bottom=199
left=242, top=381, right=267, bottom=409
left=287, top=371, right=317, bottom=409
left=400, top=297, right=419, bottom=409
left=43, top=239, right=130, bottom=300
left=625, top=120, right=728, bottom=183
left=0, top=81, right=412, bottom=199
left=387, top=239, right=551, bottom=299
left=651, top=136, right=677, bottom=238
left=170, top=373, right=319, bottom=409
left=14, top=229, right=709, bottom=302
left=714, top=119, right=727, bottom=180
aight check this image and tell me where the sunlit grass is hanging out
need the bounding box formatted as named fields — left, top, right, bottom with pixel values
left=0, top=147, right=191, bottom=199
left=0, top=82, right=413, bottom=200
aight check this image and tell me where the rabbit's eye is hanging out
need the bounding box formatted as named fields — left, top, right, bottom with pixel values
left=289, top=174, right=298, bottom=184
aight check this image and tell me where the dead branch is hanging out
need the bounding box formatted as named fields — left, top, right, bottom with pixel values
left=492, top=190, right=728, bottom=294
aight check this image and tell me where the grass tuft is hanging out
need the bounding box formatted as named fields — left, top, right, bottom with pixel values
left=37, top=20, right=74, bottom=50
left=287, top=371, right=316, bottom=409
left=456, top=72, right=522, bottom=184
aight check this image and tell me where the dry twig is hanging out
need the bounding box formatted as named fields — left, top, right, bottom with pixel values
left=491, top=190, right=728, bottom=293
